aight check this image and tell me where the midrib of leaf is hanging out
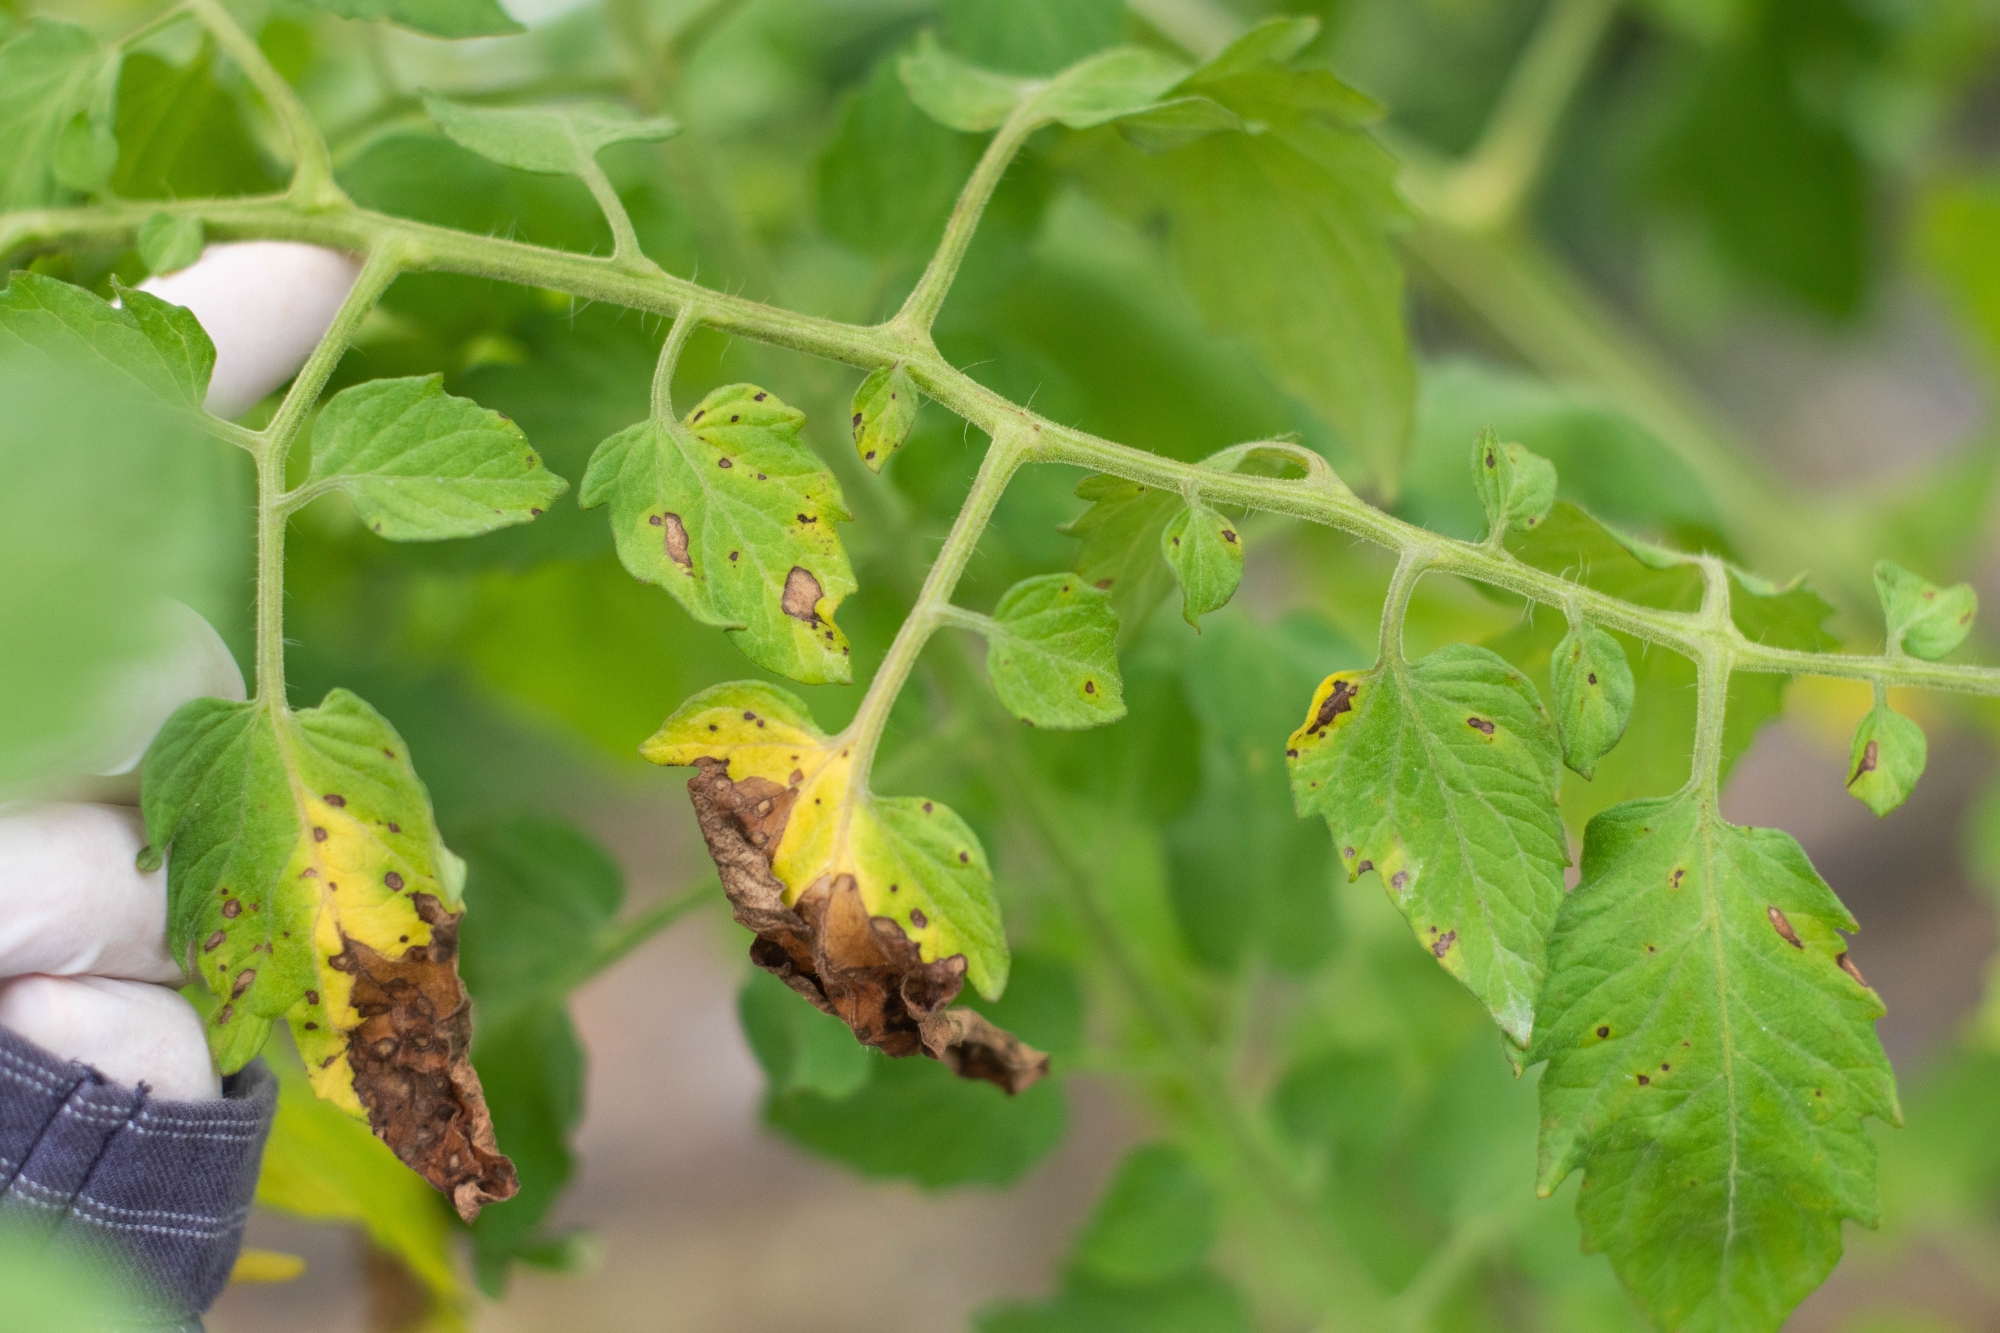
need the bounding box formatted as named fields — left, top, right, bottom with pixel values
left=670, top=420, right=763, bottom=629
left=1390, top=659, right=1542, bottom=1018
left=1699, top=804, right=1743, bottom=1303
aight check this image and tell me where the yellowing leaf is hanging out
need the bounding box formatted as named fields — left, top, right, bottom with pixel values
left=142, top=690, right=516, bottom=1221
left=582, top=384, right=856, bottom=685
left=643, top=680, right=1047, bottom=1092
left=852, top=363, right=919, bottom=471
left=643, top=682, right=1006, bottom=999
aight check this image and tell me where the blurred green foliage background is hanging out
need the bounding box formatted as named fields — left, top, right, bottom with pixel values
left=14, top=0, right=2000, bottom=1329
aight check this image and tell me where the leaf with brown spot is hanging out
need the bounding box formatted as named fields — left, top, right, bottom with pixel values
left=1287, top=644, right=1567, bottom=1047
left=851, top=362, right=920, bottom=472
left=975, top=573, right=1126, bottom=730
left=1845, top=701, right=1926, bottom=817
left=1533, top=791, right=1899, bottom=1332
left=581, top=383, right=855, bottom=684
left=141, top=690, right=516, bottom=1221
left=643, top=682, right=1038, bottom=1089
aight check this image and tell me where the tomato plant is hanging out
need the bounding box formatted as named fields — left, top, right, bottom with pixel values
left=8, top=1, right=2000, bottom=1330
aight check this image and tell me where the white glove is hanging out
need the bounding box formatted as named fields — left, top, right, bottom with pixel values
left=1, top=242, right=359, bottom=1097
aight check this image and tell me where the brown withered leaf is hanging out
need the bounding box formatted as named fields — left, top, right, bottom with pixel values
left=330, top=895, right=518, bottom=1222
left=689, top=758, right=1048, bottom=1094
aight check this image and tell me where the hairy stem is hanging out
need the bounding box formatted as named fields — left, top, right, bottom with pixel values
left=1378, top=545, right=1432, bottom=668
left=843, top=427, right=1029, bottom=785
left=575, top=149, right=651, bottom=270
left=9, top=195, right=1997, bottom=700
left=649, top=302, right=703, bottom=421
left=255, top=246, right=401, bottom=701
left=187, top=0, right=346, bottom=211
left=1689, top=559, right=1733, bottom=803
left=891, top=101, right=1041, bottom=338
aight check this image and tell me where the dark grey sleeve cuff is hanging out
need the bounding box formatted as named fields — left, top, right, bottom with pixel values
left=0, top=1023, right=277, bottom=1330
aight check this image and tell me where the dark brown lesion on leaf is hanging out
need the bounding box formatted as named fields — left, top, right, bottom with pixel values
left=686, top=758, right=1048, bottom=1094
left=1466, top=716, right=1496, bottom=735
left=782, top=566, right=824, bottom=626
left=661, top=513, right=692, bottom=569
left=1848, top=739, right=1879, bottom=786
left=1767, top=905, right=1803, bottom=949
left=333, top=896, right=518, bottom=1223
left=1306, top=679, right=1359, bottom=736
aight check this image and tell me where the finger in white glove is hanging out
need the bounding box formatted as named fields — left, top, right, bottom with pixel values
left=140, top=241, right=363, bottom=418
left=76, top=599, right=246, bottom=780
left=0, top=803, right=183, bottom=985
left=0, top=976, right=220, bottom=1101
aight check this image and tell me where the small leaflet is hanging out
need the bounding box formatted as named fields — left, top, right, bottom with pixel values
left=851, top=363, right=919, bottom=472
left=0, top=21, right=117, bottom=209
left=306, top=375, right=569, bottom=540
left=141, top=690, right=517, bottom=1222
left=982, top=573, right=1126, bottom=729
left=1286, top=644, right=1568, bottom=1046
left=642, top=683, right=1046, bottom=1091
left=0, top=271, right=214, bottom=411
left=295, top=0, right=523, bottom=39
left=423, top=92, right=677, bottom=178
left=1471, top=426, right=1557, bottom=537
left=1160, top=501, right=1243, bottom=630
left=581, top=383, right=856, bottom=685
left=138, top=213, right=204, bottom=277
left=1533, top=792, right=1898, bottom=1333
left=1874, top=559, right=1976, bottom=661
left=1064, top=475, right=1178, bottom=633
left=1846, top=701, right=1927, bottom=817
left=1548, top=622, right=1634, bottom=779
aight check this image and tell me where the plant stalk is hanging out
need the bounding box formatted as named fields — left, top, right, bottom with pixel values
left=890, top=100, right=1042, bottom=339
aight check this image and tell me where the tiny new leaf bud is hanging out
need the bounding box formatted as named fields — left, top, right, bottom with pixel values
left=138, top=214, right=205, bottom=278
left=1471, top=426, right=1557, bottom=538
left=1846, top=702, right=1927, bottom=817
left=1875, top=560, right=1976, bottom=661
left=1549, top=623, right=1634, bottom=779
left=852, top=363, right=919, bottom=472
left=1161, top=500, right=1243, bottom=629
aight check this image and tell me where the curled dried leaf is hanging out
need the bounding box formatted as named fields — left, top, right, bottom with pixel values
left=687, top=755, right=1046, bottom=1093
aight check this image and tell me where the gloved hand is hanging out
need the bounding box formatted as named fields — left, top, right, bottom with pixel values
left=0, top=603, right=245, bottom=1100
left=1, top=240, right=361, bottom=1100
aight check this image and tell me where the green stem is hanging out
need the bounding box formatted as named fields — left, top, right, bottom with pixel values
left=11, top=195, right=1998, bottom=700
left=843, top=427, right=1029, bottom=785
left=650, top=302, right=703, bottom=421
left=1689, top=559, right=1733, bottom=803
left=1425, top=0, right=1621, bottom=230
left=575, top=150, right=652, bottom=271
left=1378, top=545, right=1432, bottom=667
left=255, top=246, right=401, bottom=701
left=890, top=101, right=1042, bottom=339
left=187, top=0, right=346, bottom=211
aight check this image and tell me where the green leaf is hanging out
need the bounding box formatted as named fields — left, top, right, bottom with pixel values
left=738, top=967, right=871, bottom=1099
left=1549, top=622, right=1634, bottom=779
left=1846, top=702, right=1926, bottom=817
left=765, top=1052, right=1066, bottom=1188
left=977, top=1271, right=1252, bottom=1333
left=942, top=0, right=1125, bottom=75
left=423, top=92, right=678, bottom=178
left=455, top=815, right=626, bottom=1030
left=983, top=572, right=1126, bottom=729
left=112, top=47, right=279, bottom=202
left=1875, top=559, right=1976, bottom=661
left=1065, top=475, right=1179, bottom=635
left=1077, top=28, right=1412, bottom=493
left=0, top=271, right=213, bottom=412
left=852, top=363, right=920, bottom=471
left=1533, top=793, right=1899, bottom=1333
left=137, top=213, right=204, bottom=277
left=467, top=1006, right=583, bottom=1296
left=1071, top=1144, right=1218, bottom=1284
left=818, top=55, right=982, bottom=268
left=141, top=689, right=515, bottom=1214
left=1170, top=611, right=1351, bottom=974
left=305, top=375, right=568, bottom=541
left=1472, top=426, right=1557, bottom=536
left=1287, top=644, right=1568, bottom=1045
left=0, top=21, right=113, bottom=209
left=1160, top=501, right=1242, bottom=628
left=1031, top=48, right=1192, bottom=130
left=296, top=0, right=522, bottom=38
left=899, top=33, right=1036, bottom=132
left=581, top=384, right=856, bottom=685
